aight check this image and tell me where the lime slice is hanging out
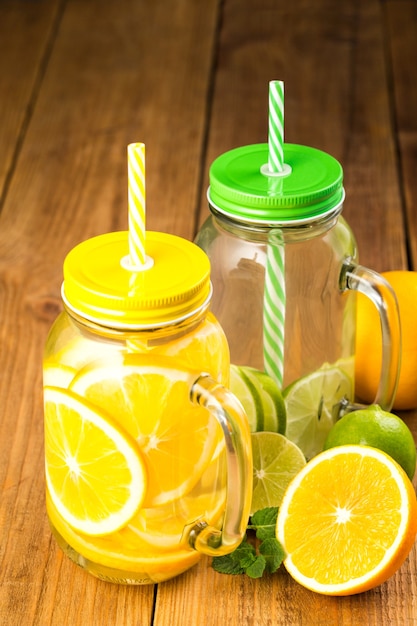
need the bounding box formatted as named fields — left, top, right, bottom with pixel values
left=242, top=367, right=286, bottom=434
left=229, top=364, right=263, bottom=432
left=283, top=365, right=353, bottom=460
left=229, top=365, right=286, bottom=434
left=250, top=432, right=306, bottom=515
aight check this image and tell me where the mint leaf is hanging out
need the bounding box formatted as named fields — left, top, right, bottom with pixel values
left=212, top=507, right=285, bottom=579
left=245, top=555, right=266, bottom=579
left=212, top=553, right=245, bottom=575
left=237, top=549, right=257, bottom=570
left=233, top=541, right=256, bottom=559
left=249, top=507, right=278, bottom=540
left=259, top=537, right=285, bottom=573
left=212, top=537, right=256, bottom=575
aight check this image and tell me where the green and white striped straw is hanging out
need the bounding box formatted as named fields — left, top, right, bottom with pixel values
left=263, top=229, right=285, bottom=387
left=268, top=80, right=284, bottom=173
left=263, top=81, right=286, bottom=386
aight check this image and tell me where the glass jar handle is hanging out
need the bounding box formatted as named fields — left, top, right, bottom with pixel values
left=187, top=374, right=252, bottom=557
left=341, top=261, right=401, bottom=412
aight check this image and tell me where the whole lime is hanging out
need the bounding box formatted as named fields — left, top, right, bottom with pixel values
left=323, top=405, right=416, bottom=480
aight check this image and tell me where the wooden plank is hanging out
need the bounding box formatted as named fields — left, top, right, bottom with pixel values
left=0, top=0, right=218, bottom=247
left=31, top=555, right=156, bottom=626
left=382, top=7, right=417, bottom=619
left=0, top=0, right=62, bottom=203
left=385, top=0, right=417, bottom=269
left=0, top=0, right=219, bottom=623
left=155, top=547, right=417, bottom=626
left=197, top=0, right=407, bottom=273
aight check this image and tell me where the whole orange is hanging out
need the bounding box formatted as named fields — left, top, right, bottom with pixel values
left=355, top=270, right=417, bottom=410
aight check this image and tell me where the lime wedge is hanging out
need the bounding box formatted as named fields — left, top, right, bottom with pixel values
left=229, top=365, right=286, bottom=433
left=283, top=365, right=353, bottom=460
left=242, top=367, right=286, bottom=435
left=250, top=432, right=306, bottom=515
left=229, top=364, right=263, bottom=432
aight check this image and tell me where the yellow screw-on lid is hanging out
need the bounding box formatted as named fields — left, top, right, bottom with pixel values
left=62, top=231, right=211, bottom=328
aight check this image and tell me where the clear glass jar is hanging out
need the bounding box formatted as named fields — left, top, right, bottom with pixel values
left=43, top=231, right=252, bottom=584
left=195, top=143, right=401, bottom=459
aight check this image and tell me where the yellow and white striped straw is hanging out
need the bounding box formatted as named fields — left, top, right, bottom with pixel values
left=127, top=142, right=146, bottom=267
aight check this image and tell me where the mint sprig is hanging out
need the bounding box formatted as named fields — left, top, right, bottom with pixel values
left=212, top=507, right=285, bottom=578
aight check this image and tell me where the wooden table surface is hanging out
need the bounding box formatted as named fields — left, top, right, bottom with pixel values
left=1, top=0, right=417, bottom=624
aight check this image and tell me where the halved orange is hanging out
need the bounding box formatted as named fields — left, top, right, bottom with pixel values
left=276, top=444, right=417, bottom=595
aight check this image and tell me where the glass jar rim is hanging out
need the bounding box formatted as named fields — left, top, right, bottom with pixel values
left=207, top=188, right=345, bottom=228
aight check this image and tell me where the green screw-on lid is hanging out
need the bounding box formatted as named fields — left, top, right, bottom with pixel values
left=208, top=143, right=344, bottom=223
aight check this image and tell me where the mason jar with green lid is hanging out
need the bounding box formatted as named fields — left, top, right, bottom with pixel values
left=195, top=142, right=401, bottom=459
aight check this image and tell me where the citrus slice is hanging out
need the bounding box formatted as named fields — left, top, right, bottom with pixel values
left=229, top=364, right=286, bottom=433
left=44, top=386, right=147, bottom=536
left=283, top=364, right=353, bottom=459
left=242, top=366, right=286, bottom=434
left=43, top=361, right=77, bottom=388
left=47, top=331, right=118, bottom=372
left=70, top=355, right=221, bottom=507
left=250, top=432, right=306, bottom=515
left=229, top=364, right=263, bottom=431
left=148, top=311, right=230, bottom=385
left=47, top=491, right=200, bottom=583
left=120, top=449, right=226, bottom=551
left=127, top=486, right=226, bottom=551
left=276, top=445, right=417, bottom=596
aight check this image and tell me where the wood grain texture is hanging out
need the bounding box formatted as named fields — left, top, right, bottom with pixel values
left=0, top=0, right=416, bottom=624
left=0, top=0, right=63, bottom=203
left=197, top=0, right=407, bottom=271
left=0, top=0, right=218, bottom=623
left=385, top=0, right=417, bottom=269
